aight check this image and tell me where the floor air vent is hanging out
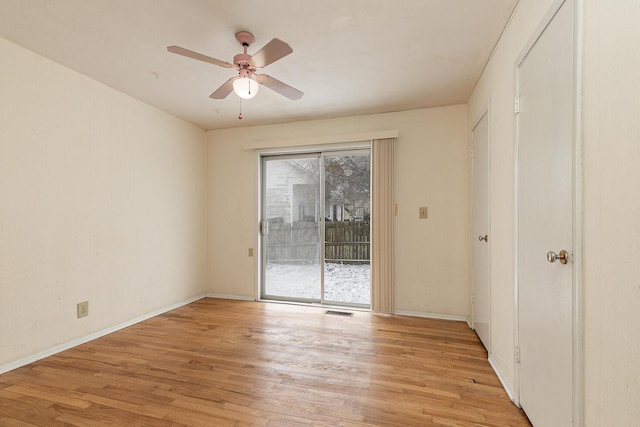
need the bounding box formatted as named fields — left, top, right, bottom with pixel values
left=325, top=310, right=354, bottom=317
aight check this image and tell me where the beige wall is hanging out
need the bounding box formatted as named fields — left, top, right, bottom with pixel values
left=583, top=1, right=640, bottom=425
left=0, top=38, right=207, bottom=368
left=206, top=106, right=469, bottom=318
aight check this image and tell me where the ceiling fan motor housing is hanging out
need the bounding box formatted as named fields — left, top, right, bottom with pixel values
left=233, top=53, right=254, bottom=69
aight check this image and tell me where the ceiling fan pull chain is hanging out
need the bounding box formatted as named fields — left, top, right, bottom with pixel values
left=238, top=98, right=243, bottom=120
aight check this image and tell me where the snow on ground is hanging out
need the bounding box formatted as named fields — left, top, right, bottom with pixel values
left=265, top=262, right=371, bottom=305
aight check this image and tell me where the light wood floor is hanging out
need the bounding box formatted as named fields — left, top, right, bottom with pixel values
left=0, top=298, right=530, bottom=426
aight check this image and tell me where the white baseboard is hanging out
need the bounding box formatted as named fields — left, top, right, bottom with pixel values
left=488, top=354, right=518, bottom=405
left=0, top=293, right=206, bottom=375
left=394, top=309, right=468, bottom=323
left=205, top=293, right=256, bottom=301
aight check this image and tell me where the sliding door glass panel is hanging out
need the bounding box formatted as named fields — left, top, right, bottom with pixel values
left=323, top=152, right=371, bottom=306
left=262, top=155, right=321, bottom=301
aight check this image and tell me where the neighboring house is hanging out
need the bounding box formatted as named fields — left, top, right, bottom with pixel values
left=265, top=156, right=370, bottom=224
left=264, top=157, right=371, bottom=263
left=265, top=159, right=319, bottom=224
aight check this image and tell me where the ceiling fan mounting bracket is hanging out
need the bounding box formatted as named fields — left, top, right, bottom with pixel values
left=235, top=31, right=255, bottom=47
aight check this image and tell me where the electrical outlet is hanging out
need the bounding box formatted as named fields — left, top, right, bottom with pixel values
left=419, top=207, right=428, bottom=219
left=248, top=248, right=254, bottom=257
left=77, top=301, right=89, bottom=318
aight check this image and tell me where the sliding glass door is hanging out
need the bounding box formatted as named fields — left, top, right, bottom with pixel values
left=261, top=149, right=370, bottom=307
left=261, top=154, right=322, bottom=301
left=322, top=152, right=371, bottom=305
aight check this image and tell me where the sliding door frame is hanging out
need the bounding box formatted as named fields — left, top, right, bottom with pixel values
left=260, top=152, right=322, bottom=304
left=258, top=145, right=371, bottom=308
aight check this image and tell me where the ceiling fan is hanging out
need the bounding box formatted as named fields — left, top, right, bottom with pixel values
left=167, top=31, right=303, bottom=101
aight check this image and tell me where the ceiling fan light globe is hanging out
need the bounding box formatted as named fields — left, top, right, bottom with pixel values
left=233, top=77, right=259, bottom=99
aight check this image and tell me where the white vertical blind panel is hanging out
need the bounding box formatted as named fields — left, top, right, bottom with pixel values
left=371, top=138, right=396, bottom=314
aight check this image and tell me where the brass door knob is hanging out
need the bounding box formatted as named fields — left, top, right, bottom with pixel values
left=546, top=250, right=569, bottom=264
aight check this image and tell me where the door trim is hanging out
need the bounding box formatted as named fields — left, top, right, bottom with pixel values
left=571, top=2, right=584, bottom=425
left=513, top=0, right=583, bottom=424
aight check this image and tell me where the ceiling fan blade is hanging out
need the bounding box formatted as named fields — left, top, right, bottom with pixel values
left=210, top=76, right=238, bottom=99
left=255, top=74, right=303, bottom=100
left=251, top=39, right=293, bottom=68
left=167, top=46, right=233, bottom=68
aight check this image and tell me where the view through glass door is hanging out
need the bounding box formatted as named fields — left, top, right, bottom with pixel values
left=261, top=150, right=371, bottom=307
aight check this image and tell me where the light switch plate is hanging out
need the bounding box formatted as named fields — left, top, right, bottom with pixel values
left=419, top=207, right=428, bottom=219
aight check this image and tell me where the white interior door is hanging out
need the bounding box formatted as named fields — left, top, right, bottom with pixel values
left=472, top=111, right=490, bottom=351
left=517, top=1, right=574, bottom=425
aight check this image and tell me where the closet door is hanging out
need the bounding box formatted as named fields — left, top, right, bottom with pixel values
left=471, top=111, right=490, bottom=351
left=516, top=1, right=574, bottom=424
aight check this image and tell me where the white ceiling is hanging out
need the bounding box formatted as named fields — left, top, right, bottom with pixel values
left=0, top=0, right=518, bottom=130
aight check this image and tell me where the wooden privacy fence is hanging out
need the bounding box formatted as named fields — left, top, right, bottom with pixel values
left=266, top=222, right=319, bottom=263
left=324, top=221, right=370, bottom=263
left=266, top=221, right=370, bottom=264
